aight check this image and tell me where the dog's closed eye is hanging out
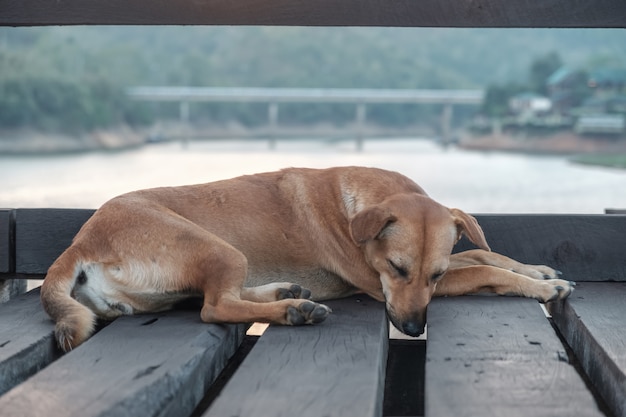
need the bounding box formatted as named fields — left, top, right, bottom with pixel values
left=431, top=271, right=446, bottom=282
left=388, top=259, right=408, bottom=278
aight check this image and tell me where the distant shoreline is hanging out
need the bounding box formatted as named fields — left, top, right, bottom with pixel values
left=0, top=128, right=144, bottom=156
left=3, top=127, right=626, bottom=160
left=458, top=131, right=626, bottom=156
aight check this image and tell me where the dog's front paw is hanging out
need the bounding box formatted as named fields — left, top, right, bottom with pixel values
left=286, top=301, right=331, bottom=325
left=516, top=264, right=563, bottom=280
left=532, top=278, right=575, bottom=303
left=276, top=284, right=312, bottom=300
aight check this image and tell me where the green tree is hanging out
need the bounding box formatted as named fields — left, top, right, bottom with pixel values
left=481, top=83, right=526, bottom=118
left=529, top=51, right=563, bottom=95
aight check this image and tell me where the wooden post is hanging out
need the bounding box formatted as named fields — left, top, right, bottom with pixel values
left=268, top=102, right=278, bottom=150
left=356, top=103, right=366, bottom=151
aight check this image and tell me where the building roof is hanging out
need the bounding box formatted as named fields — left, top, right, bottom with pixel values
left=588, top=68, right=626, bottom=86
left=547, top=67, right=576, bottom=86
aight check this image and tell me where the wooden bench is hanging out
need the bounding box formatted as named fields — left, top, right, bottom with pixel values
left=1, top=208, right=625, bottom=416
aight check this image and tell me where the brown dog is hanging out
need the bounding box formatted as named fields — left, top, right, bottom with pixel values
left=41, top=166, right=573, bottom=351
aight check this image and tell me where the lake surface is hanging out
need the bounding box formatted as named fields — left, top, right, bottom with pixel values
left=1, top=138, right=625, bottom=213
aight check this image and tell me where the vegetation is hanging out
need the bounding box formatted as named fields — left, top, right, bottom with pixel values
left=0, top=27, right=625, bottom=133
left=572, top=154, right=626, bottom=169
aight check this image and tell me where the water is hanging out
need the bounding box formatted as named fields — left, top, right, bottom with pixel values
left=1, top=138, right=625, bottom=213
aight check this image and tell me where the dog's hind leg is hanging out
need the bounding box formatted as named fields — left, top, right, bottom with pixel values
left=241, top=283, right=312, bottom=303
left=185, top=236, right=331, bottom=326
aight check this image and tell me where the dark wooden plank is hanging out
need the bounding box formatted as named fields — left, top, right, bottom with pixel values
left=205, top=295, right=388, bottom=417
left=425, top=296, right=604, bottom=416
left=15, top=208, right=94, bottom=275
left=0, top=310, right=246, bottom=417
left=549, top=282, right=626, bottom=417
left=0, top=289, right=59, bottom=396
left=0, top=0, right=625, bottom=27
left=456, top=214, right=626, bottom=282
left=0, top=209, right=14, bottom=274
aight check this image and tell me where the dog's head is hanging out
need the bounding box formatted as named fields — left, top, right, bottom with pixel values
left=349, top=193, right=490, bottom=337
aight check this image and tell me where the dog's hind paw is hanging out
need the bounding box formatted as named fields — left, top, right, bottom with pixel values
left=286, top=301, right=331, bottom=325
left=276, top=284, right=312, bottom=300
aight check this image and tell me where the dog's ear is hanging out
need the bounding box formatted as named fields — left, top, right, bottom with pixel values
left=350, top=206, right=396, bottom=245
left=450, top=208, right=491, bottom=251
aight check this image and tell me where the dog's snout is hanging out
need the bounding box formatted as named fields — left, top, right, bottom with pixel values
left=401, top=320, right=425, bottom=337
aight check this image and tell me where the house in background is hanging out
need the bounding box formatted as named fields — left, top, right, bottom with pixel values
left=587, top=68, right=626, bottom=96
left=576, top=69, right=626, bottom=136
left=546, top=67, right=589, bottom=115
left=509, top=92, right=551, bottom=117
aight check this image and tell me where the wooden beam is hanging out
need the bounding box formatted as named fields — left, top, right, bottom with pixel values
left=456, top=214, right=626, bottom=282
left=0, top=307, right=246, bottom=417
left=14, top=209, right=94, bottom=276
left=11, top=210, right=626, bottom=281
left=1, top=0, right=625, bottom=27
left=549, top=282, right=626, bottom=417
left=426, top=296, right=604, bottom=416
left=205, top=295, right=388, bottom=417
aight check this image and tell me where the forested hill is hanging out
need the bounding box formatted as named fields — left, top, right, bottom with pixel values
left=0, top=27, right=624, bottom=132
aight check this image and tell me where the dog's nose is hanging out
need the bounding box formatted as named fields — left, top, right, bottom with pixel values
left=401, top=321, right=425, bottom=337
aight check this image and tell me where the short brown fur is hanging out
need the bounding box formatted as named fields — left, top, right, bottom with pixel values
left=41, top=167, right=573, bottom=350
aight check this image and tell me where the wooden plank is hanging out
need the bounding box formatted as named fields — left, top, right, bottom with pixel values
left=0, top=289, right=59, bottom=396
left=204, top=295, right=388, bottom=417
left=425, top=296, right=604, bottom=417
left=0, top=309, right=246, bottom=417
left=15, top=208, right=94, bottom=275
left=549, top=282, right=626, bottom=417
left=0, top=0, right=625, bottom=27
left=0, top=209, right=14, bottom=274
left=456, top=214, right=626, bottom=282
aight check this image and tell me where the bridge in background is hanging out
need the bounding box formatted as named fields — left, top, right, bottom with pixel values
left=127, top=87, right=484, bottom=150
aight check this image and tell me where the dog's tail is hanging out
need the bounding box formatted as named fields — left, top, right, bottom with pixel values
left=40, top=247, right=96, bottom=352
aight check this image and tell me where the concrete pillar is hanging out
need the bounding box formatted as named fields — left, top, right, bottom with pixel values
left=268, top=102, right=279, bottom=150
left=180, top=101, right=190, bottom=148
left=356, top=103, right=367, bottom=152
left=441, top=103, right=453, bottom=146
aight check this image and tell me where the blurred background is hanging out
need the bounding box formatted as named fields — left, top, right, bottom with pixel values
left=1, top=26, right=625, bottom=213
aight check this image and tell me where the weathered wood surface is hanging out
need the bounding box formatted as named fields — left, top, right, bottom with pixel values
left=14, top=208, right=94, bottom=275
left=205, top=295, right=388, bottom=417
left=457, top=214, right=626, bottom=282
left=1, top=0, right=625, bottom=27
left=0, top=289, right=59, bottom=396
left=550, top=282, right=626, bottom=417
left=0, top=209, right=13, bottom=274
left=425, top=296, right=604, bottom=416
left=0, top=307, right=246, bottom=417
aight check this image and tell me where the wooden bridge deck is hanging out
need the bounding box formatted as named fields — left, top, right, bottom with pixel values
left=1, top=209, right=625, bottom=416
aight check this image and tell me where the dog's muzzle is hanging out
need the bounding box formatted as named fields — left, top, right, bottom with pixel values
left=401, top=320, right=425, bottom=337
left=387, top=307, right=426, bottom=337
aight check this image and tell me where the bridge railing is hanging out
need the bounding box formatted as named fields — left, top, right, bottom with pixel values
left=127, top=87, right=484, bottom=150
